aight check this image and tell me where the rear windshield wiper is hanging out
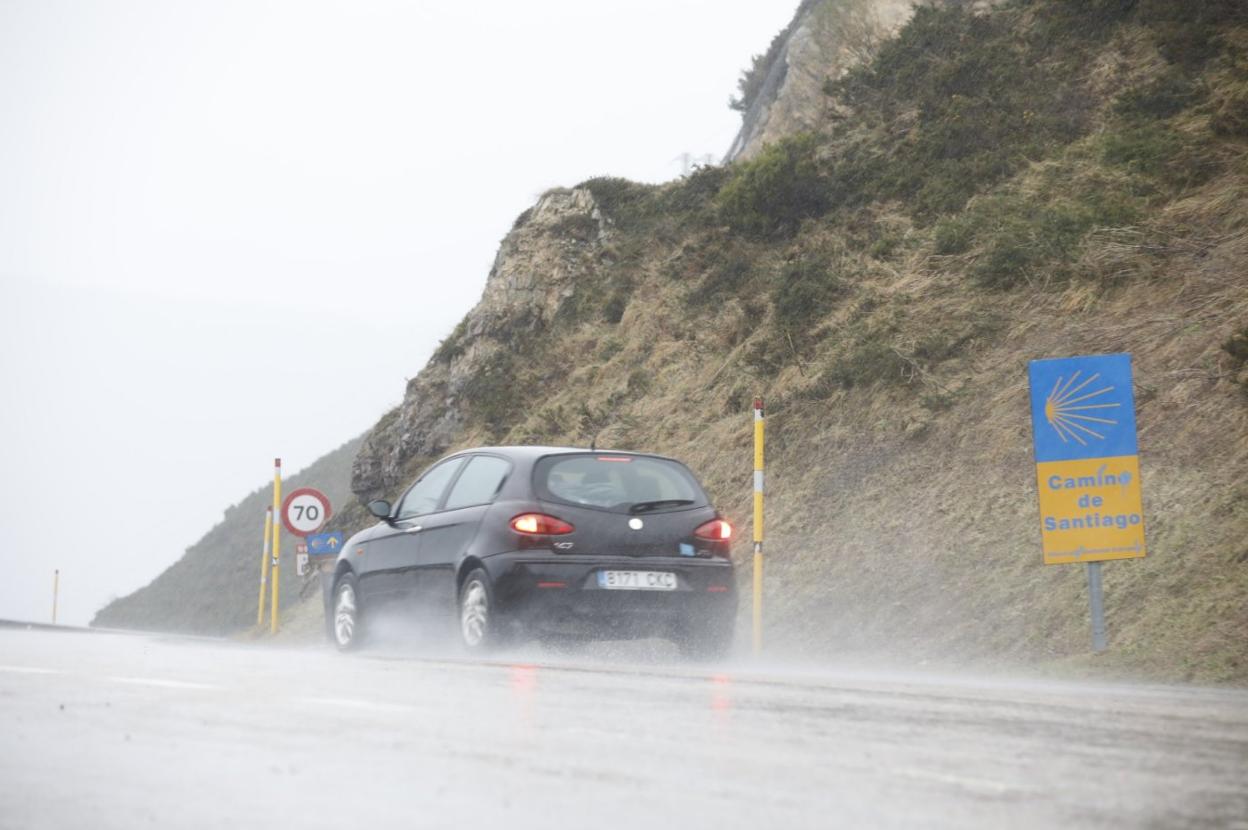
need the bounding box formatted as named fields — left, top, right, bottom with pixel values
left=628, top=499, right=695, bottom=514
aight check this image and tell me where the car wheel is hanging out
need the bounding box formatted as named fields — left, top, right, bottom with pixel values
left=332, top=573, right=364, bottom=652
left=458, top=568, right=503, bottom=652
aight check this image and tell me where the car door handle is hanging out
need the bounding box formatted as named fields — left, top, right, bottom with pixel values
left=404, top=525, right=423, bottom=533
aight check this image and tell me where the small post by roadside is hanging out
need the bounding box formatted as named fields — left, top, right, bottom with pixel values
left=270, top=458, right=282, bottom=635
left=257, top=507, right=272, bottom=627
left=753, top=397, right=765, bottom=656
left=51, top=569, right=59, bottom=625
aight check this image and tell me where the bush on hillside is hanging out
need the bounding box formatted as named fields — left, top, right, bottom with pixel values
left=1113, top=69, right=1203, bottom=121
left=460, top=348, right=523, bottom=439
left=729, top=19, right=795, bottom=113
left=771, top=257, right=844, bottom=335
left=579, top=177, right=655, bottom=230
left=717, top=133, right=830, bottom=238
left=1096, top=123, right=1218, bottom=191
left=958, top=184, right=1141, bottom=289
left=685, top=245, right=757, bottom=306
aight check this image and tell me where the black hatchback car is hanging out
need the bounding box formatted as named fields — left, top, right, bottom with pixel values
left=324, top=446, right=736, bottom=657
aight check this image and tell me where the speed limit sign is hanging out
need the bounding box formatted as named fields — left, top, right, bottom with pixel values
left=281, top=488, right=332, bottom=537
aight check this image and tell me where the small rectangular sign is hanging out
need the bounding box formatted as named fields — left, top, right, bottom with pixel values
left=307, top=531, right=346, bottom=558
left=1028, top=354, right=1146, bottom=564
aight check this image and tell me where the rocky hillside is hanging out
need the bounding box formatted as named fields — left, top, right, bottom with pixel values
left=99, top=0, right=1248, bottom=683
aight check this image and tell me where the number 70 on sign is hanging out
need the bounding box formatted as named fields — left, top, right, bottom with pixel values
left=281, top=487, right=332, bottom=537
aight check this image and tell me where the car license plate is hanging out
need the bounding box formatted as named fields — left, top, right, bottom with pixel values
left=597, top=570, right=677, bottom=591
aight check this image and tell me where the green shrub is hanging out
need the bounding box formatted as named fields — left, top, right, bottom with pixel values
left=1114, top=69, right=1202, bottom=121
left=510, top=207, right=534, bottom=230
left=432, top=320, right=469, bottom=364
left=626, top=368, right=652, bottom=395
left=598, top=337, right=624, bottom=360
left=460, top=348, right=522, bottom=438
left=729, top=20, right=794, bottom=113
left=549, top=213, right=599, bottom=242
left=810, top=339, right=910, bottom=394
left=1135, top=0, right=1247, bottom=68
left=683, top=242, right=759, bottom=307
left=579, top=177, right=657, bottom=230
left=1096, top=124, right=1217, bottom=190
left=602, top=289, right=629, bottom=324
left=717, top=133, right=830, bottom=238
left=658, top=165, right=729, bottom=215
left=1210, top=79, right=1248, bottom=136
left=771, top=258, right=843, bottom=334
left=1224, top=325, right=1248, bottom=364
left=933, top=217, right=975, bottom=255
left=967, top=192, right=1140, bottom=288
left=867, top=234, right=902, bottom=259
left=742, top=337, right=785, bottom=377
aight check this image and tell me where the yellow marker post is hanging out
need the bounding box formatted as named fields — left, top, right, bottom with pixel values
left=752, top=397, right=765, bottom=655
left=52, top=569, right=59, bottom=625
left=257, top=507, right=272, bottom=627
left=270, top=458, right=282, bottom=635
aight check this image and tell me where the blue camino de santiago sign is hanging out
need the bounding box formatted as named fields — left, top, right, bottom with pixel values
left=1028, top=353, right=1146, bottom=565
left=306, top=531, right=346, bottom=558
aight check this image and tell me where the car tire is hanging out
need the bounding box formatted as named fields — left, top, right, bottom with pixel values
left=458, top=568, right=504, bottom=652
left=331, top=573, right=365, bottom=652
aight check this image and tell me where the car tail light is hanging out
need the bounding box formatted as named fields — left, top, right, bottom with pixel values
left=511, top=513, right=575, bottom=535
left=694, top=519, right=732, bottom=542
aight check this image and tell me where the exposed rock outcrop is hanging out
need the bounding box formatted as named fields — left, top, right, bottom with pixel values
left=726, top=0, right=914, bottom=162
left=350, top=187, right=610, bottom=499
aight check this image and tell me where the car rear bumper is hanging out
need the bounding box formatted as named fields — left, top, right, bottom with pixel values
left=483, top=552, right=736, bottom=637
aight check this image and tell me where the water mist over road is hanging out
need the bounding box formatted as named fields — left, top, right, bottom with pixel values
left=2, top=627, right=1245, bottom=828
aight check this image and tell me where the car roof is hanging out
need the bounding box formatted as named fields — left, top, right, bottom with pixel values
left=447, top=446, right=679, bottom=464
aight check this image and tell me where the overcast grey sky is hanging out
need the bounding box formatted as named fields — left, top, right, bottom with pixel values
left=0, top=0, right=798, bottom=625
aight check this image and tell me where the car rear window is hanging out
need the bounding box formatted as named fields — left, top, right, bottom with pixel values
left=534, top=454, right=707, bottom=514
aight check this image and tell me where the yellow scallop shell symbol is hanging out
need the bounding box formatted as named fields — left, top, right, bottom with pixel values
left=1045, top=371, right=1120, bottom=446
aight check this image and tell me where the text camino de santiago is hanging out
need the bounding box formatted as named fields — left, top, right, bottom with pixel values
left=1044, top=463, right=1143, bottom=532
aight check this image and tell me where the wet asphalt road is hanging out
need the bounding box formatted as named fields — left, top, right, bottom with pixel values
left=1, top=626, right=1245, bottom=829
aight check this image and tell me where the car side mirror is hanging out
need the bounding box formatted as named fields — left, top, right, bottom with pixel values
left=367, top=499, right=392, bottom=520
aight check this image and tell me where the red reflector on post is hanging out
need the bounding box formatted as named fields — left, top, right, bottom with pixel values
left=510, top=513, right=575, bottom=535
left=694, top=519, right=733, bottom=541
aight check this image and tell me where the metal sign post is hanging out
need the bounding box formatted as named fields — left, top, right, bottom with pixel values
left=1087, top=562, right=1107, bottom=652
left=1028, top=353, right=1145, bottom=653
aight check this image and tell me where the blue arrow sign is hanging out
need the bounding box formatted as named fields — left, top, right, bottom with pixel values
left=1028, top=353, right=1138, bottom=463
left=307, top=531, right=346, bottom=557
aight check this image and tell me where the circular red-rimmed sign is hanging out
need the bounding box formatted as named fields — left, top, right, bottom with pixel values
left=281, top=487, right=332, bottom=537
